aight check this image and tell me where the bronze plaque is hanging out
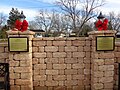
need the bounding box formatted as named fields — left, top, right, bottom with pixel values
left=8, top=37, right=29, bottom=52
left=96, top=36, right=115, bottom=51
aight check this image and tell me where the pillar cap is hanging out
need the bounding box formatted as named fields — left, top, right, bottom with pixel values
left=88, top=30, right=117, bottom=35
left=6, top=30, right=35, bottom=35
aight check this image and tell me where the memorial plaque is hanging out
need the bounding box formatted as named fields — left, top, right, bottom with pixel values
left=96, top=36, right=115, bottom=51
left=8, top=37, right=29, bottom=52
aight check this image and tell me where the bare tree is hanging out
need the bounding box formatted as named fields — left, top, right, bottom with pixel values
left=50, top=12, right=72, bottom=35
left=60, top=14, right=72, bottom=34
left=34, top=9, right=54, bottom=34
left=0, top=13, right=6, bottom=28
left=33, top=9, right=72, bottom=36
left=108, top=12, right=120, bottom=31
left=55, top=0, right=105, bottom=36
left=29, top=21, right=40, bottom=30
left=0, top=13, right=7, bottom=39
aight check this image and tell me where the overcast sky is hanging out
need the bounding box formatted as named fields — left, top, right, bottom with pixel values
left=0, top=0, right=120, bottom=21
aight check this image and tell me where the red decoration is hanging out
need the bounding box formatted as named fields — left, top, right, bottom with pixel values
left=14, top=19, right=28, bottom=32
left=95, top=19, right=108, bottom=31
left=15, top=20, right=22, bottom=31
left=21, top=20, right=28, bottom=32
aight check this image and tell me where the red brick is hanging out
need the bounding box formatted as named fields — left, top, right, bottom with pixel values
left=39, top=81, right=45, bottom=86
left=32, top=58, right=38, bottom=64
left=32, top=47, right=39, bottom=52
left=46, top=64, right=52, bottom=69
left=77, top=46, right=84, bottom=51
left=43, top=37, right=54, bottom=40
left=34, top=64, right=46, bottom=69
left=104, top=83, right=113, bottom=89
left=20, top=60, right=30, bottom=67
left=33, top=53, right=46, bottom=58
left=53, top=52, right=66, bottom=57
left=39, top=70, right=45, bottom=75
left=59, top=70, right=65, bottom=75
left=46, top=52, right=53, bottom=57
left=10, top=73, right=20, bottom=79
left=9, top=60, right=19, bottom=67
left=104, top=71, right=114, bottom=77
left=99, top=77, right=113, bottom=83
left=65, top=80, right=78, bottom=86
left=65, top=69, right=77, bottom=75
left=67, top=75, right=72, bottom=80
left=34, top=86, right=47, bottom=90
left=14, top=67, right=31, bottom=73
left=84, top=46, right=91, bottom=51
left=73, top=52, right=85, bottom=57
left=46, top=81, right=58, bottom=86
left=66, top=64, right=71, bottom=69
left=39, top=47, right=44, bottom=52
left=72, top=75, right=84, bottom=80
left=21, top=86, right=32, bottom=90
left=65, top=46, right=77, bottom=52
left=59, top=46, right=65, bottom=52
left=33, top=41, right=46, bottom=46
left=66, top=52, right=72, bottom=58
left=115, top=52, right=120, bottom=57
left=105, top=59, right=114, bottom=65
left=10, top=80, right=14, bottom=85
left=72, top=64, right=84, bottom=69
left=66, top=41, right=72, bottom=46
left=10, top=85, right=20, bottom=90
left=0, top=47, right=4, bottom=52
left=84, top=69, right=90, bottom=75
left=86, top=40, right=91, bottom=46
left=47, top=41, right=52, bottom=46
left=34, top=75, right=46, bottom=81
left=45, top=58, right=58, bottom=64
left=58, top=58, right=64, bottom=64
left=15, top=79, right=32, bottom=85
left=21, top=72, right=31, bottom=79
left=94, top=83, right=103, bottom=89
left=47, top=75, right=52, bottom=80
left=72, top=40, right=85, bottom=46
left=0, top=53, right=8, bottom=59
left=53, top=64, right=66, bottom=69
left=53, top=75, right=66, bottom=80
left=54, top=86, right=66, bottom=90
left=53, top=41, right=66, bottom=46
left=45, top=46, right=58, bottom=52
left=99, top=53, right=114, bottom=59
left=38, top=58, right=45, bottom=64
left=94, top=71, right=104, bottom=77
left=46, top=70, right=58, bottom=75
left=33, top=69, right=39, bottom=75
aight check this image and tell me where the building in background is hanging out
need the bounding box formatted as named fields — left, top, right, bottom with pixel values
left=29, top=29, right=45, bottom=37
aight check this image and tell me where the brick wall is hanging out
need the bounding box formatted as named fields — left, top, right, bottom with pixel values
left=0, top=43, right=9, bottom=63
left=0, top=43, right=9, bottom=89
left=0, top=30, right=119, bottom=90
left=32, top=37, right=91, bottom=90
left=6, top=30, right=34, bottom=90
left=89, top=31, right=116, bottom=90
left=114, top=42, right=120, bottom=90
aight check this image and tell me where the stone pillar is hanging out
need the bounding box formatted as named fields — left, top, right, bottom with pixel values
left=7, top=30, right=35, bottom=90
left=88, top=30, right=116, bottom=90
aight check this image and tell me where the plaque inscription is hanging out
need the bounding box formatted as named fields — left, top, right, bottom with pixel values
left=8, top=37, right=29, bottom=52
left=96, top=36, right=115, bottom=51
